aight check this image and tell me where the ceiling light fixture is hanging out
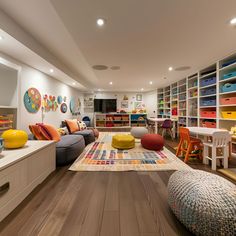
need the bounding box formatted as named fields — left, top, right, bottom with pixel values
left=109, top=81, right=113, bottom=85
left=164, top=77, right=167, bottom=80
left=97, top=18, right=105, bottom=26
left=230, top=17, right=236, bottom=25
left=98, top=89, right=101, bottom=91
left=149, top=81, right=153, bottom=85
left=72, top=82, right=76, bottom=85
left=168, top=67, right=173, bottom=71
left=49, top=68, right=54, bottom=73
left=0, top=36, right=3, bottom=40
left=141, top=88, right=144, bottom=91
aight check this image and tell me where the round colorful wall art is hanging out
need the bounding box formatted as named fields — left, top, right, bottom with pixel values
left=69, top=98, right=75, bottom=113
left=57, top=95, right=63, bottom=104
left=60, top=103, right=67, bottom=113
left=23, top=87, right=41, bottom=113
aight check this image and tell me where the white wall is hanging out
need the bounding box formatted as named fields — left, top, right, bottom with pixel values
left=0, top=65, right=18, bottom=106
left=0, top=53, right=83, bottom=133
left=143, top=90, right=157, bottom=118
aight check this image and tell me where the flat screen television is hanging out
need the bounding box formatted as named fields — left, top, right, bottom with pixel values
left=94, top=99, right=117, bottom=113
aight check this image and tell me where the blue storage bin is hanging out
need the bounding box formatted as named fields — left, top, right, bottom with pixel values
left=222, top=71, right=236, bottom=80
left=201, top=87, right=216, bottom=96
left=200, top=77, right=216, bottom=87
left=200, top=97, right=216, bottom=107
left=222, top=59, right=236, bottom=68
left=221, top=83, right=236, bottom=93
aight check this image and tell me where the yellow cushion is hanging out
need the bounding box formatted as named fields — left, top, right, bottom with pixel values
left=112, top=134, right=135, bottom=149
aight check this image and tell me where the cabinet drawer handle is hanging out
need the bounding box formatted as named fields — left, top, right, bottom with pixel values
left=0, top=182, right=10, bottom=195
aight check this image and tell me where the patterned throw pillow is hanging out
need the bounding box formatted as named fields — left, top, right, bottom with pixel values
left=77, top=121, right=87, bottom=130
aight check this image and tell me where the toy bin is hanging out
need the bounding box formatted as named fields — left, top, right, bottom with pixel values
left=200, top=111, right=216, bottom=118
left=200, top=97, right=216, bottom=107
left=205, top=121, right=217, bottom=128
left=221, top=111, right=236, bottom=119
left=221, top=83, right=236, bottom=93
left=200, top=77, right=216, bottom=87
left=201, top=87, right=216, bottom=96
left=220, top=96, right=236, bottom=105
left=222, top=71, right=236, bottom=80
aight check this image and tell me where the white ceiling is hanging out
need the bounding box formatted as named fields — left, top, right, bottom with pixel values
left=0, top=0, right=236, bottom=91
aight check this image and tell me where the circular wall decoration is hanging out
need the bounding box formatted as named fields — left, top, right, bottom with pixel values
left=57, top=95, right=63, bottom=104
left=23, top=87, right=41, bottom=113
left=60, top=103, right=67, bottom=113
left=70, top=98, right=75, bottom=113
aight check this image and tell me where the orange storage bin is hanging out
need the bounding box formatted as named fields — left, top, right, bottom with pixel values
left=205, top=121, right=216, bottom=128
left=221, top=111, right=236, bottom=119
left=200, top=111, right=216, bottom=118
left=220, top=96, right=236, bottom=105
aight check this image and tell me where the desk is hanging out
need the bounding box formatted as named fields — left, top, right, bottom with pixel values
left=148, top=118, right=177, bottom=136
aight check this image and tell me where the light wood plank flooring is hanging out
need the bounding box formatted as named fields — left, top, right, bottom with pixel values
left=0, top=168, right=193, bottom=236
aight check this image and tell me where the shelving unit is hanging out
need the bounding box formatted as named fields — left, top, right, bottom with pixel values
left=95, top=113, right=147, bottom=128
left=0, top=107, right=17, bottom=135
left=156, top=52, right=236, bottom=157
left=157, top=88, right=164, bottom=117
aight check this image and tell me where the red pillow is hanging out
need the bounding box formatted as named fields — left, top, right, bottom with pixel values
left=38, top=124, right=61, bottom=142
left=65, top=119, right=79, bottom=133
left=29, top=125, right=46, bottom=140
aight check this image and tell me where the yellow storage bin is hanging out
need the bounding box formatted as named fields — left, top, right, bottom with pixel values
left=221, top=111, right=236, bottom=119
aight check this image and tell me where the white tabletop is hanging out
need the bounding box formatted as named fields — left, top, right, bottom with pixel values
left=186, top=127, right=229, bottom=136
left=0, top=140, right=55, bottom=171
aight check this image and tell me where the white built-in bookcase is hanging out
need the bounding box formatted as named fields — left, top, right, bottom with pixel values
left=157, top=53, right=236, bottom=156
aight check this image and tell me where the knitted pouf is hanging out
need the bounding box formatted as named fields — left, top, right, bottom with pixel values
left=130, top=127, right=148, bottom=139
left=167, top=170, right=236, bottom=236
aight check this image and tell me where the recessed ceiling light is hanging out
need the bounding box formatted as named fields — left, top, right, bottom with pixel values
left=141, top=88, right=144, bottom=91
left=0, top=36, right=4, bottom=40
left=72, top=82, right=76, bottom=85
left=98, top=89, right=101, bottom=91
left=168, top=67, right=173, bottom=71
left=230, top=17, right=236, bottom=25
left=97, top=18, right=105, bottom=26
left=164, top=77, right=167, bottom=80
left=49, top=68, right=54, bottom=73
left=110, top=66, right=120, bottom=70
left=109, top=81, right=113, bottom=85
left=149, top=81, right=153, bottom=85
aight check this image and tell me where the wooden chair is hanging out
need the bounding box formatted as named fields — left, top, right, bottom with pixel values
left=176, top=127, right=203, bottom=163
left=203, top=131, right=230, bottom=170
left=146, top=118, right=155, bottom=133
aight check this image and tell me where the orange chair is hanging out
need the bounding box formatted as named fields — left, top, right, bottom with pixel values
left=176, top=127, right=203, bottom=163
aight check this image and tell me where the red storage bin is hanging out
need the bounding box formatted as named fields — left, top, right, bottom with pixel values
left=220, top=96, right=236, bottom=105
left=200, top=111, right=216, bottom=118
left=205, top=121, right=216, bottom=128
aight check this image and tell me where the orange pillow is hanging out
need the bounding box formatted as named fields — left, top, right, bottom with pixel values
left=39, top=124, right=61, bottom=142
left=65, top=119, right=79, bottom=133
left=29, top=125, right=46, bottom=140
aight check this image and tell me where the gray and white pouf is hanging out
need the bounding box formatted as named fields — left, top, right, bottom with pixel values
left=130, top=127, right=148, bottom=139
left=168, top=170, right=236, bottom=236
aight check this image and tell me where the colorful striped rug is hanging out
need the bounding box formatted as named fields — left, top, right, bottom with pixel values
left=69, top=132, right=191, bottom=171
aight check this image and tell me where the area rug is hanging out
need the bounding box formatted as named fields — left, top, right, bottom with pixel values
left=69, top=132, right=191, bottom=171
left=218, top=168, right=236, bottom=182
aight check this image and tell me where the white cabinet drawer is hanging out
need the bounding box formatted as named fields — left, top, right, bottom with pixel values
left=0, top=161, right=27, bottom=207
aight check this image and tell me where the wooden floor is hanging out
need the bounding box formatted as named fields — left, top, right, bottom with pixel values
left=0, top=168, right=193, bottom=236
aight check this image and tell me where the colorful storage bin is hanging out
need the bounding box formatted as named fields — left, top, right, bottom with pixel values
left=201, top=87, right=216, bottom=96
left=200, top=97, right=216, bottom=107
left=221, top=111, right=236, bottom=119
left=203, top=121, right=217, bottom=128
left=221, top=83, right=236, bottom=93
left=222, top=71, right=236, bottom=80
left=220, top=96, right=236, bottom=105
left=200, top=111, right=216, bottom=118
left=200, top=77, right=216, bottom=87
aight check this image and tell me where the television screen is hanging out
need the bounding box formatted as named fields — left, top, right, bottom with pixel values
left=94, top=99, right=117, bottom=113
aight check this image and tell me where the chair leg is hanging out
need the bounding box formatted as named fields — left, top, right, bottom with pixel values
left=184, top=143, right=192, bottom=163
left=211, top=147, right=217, bottom=171
left=162, top=128, right=165, bottom=137
left=176, top=139, right=183, bottom=156
left=223, top=146, right=229, bottom=169
left=169, top=128, right=174, bottom=140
